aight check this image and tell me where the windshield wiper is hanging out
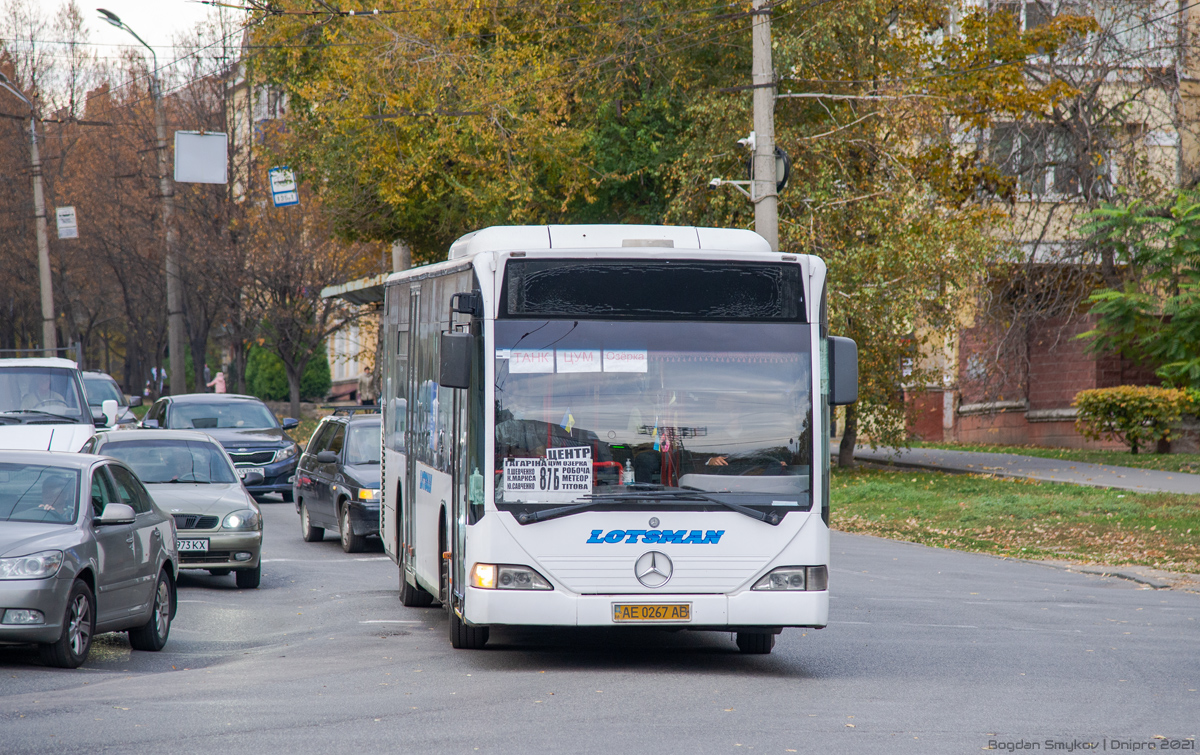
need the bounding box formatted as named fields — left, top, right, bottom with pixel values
left=0, top=409, right=77, bottom=422
left=515, top=488, right=781, bottom=525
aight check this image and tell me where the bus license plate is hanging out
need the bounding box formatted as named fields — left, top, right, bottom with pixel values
left=612, top=603, right=691, bottom=623
left=177, top=539, right=209, bottom=552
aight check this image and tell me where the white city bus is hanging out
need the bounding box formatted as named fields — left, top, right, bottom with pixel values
left=380, top=225, right=857, bottom=653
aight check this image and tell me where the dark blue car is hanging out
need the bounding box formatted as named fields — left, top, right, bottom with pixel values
left=140, top=394, right=300, bottom=501
left=293, top=409, right=380, bottom=552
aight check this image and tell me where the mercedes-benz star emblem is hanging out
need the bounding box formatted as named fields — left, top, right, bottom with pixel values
left=634, top=551, right=673, bottom=588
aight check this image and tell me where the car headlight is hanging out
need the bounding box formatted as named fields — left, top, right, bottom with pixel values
left=222, top=509, right=261, bottom=530
left=0, top=550, right=64, bottom=580
left=275, top=443, right=299, bottom=463
left=357, top=488, right=379, bottom=501
left=469, top=563, right=552, bottom=590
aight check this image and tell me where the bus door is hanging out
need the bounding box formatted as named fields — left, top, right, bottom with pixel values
left=449, top=335, right=468, bottom=617
left=402, top=284, right=421, bottom=584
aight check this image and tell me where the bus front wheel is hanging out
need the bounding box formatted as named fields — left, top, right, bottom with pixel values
left=735, top=631, right=775, bottom=654
left=449, top=610, right=488, bottom=649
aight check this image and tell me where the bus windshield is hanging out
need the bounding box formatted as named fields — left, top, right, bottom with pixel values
left=494, top=320, right=813, bottom=511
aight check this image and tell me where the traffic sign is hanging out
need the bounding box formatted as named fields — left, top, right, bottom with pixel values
left=269, top=167, right=299, bottom=207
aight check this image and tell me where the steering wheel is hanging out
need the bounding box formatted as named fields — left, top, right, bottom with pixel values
left=33, top=399, right=70, bottom=411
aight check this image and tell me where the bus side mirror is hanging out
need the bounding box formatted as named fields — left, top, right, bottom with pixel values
left=829, top=336, right=858, bottom=406
left=439, top=332, right=474, bottom=389
left=450, top=291, right=483, bottom=318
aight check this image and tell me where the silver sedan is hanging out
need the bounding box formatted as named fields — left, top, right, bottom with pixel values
left=85, top=430, right=264, bottom=588
left=0, top=451, right=178, bottom=668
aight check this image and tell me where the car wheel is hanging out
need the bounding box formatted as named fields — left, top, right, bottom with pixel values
left=449, top=609, right=488, bottom=649
left=281, top=490, right=294, bottom=503
left=235, top=563, right=261, bottom=589
left=128, top=570, right=172, bottom=652
left=208, top=568, right=232, bottom=577
left=300, top=502, right=323, bottom=542
left=735, top=632, right=775, bottom=654
left=340, top=503, right=366, bottom=553
left=39, top=579, right=95, bottom=668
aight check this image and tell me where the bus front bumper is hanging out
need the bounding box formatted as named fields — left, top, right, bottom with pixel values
left=462, top=587, right=828, bottom=629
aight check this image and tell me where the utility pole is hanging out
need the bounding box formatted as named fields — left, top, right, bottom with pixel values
left=100, top=9, right=185, bottom=395
left=0, top=73, right=56, bottom=356
left=391, top=239, right=411, bottom=272
left=751, top=0, right=779, bottom=252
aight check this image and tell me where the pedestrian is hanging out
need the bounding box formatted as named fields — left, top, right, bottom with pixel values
left=206, top=371, right=226, bottom=394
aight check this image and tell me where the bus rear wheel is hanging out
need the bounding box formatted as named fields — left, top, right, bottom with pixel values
left=735, top=631, right=775, bottom=654
left=399, top=570, right=434, bottom=607
left=449, top=610, right=488, bottom=649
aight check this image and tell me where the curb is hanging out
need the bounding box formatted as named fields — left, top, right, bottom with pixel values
left=1022, top=559, right=1200, bottom=592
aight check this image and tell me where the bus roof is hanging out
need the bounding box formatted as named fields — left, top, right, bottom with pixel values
left=446, top=225, right=771, bottom=260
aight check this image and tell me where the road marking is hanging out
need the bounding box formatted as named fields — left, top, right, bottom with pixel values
left=262, top=558, right=391, bottom=563
left=360, top=620, right=422, bottom=624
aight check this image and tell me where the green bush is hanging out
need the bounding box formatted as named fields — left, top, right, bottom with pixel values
left=245, top=344, right=331, bottom=402
left=1073, top=385, right=1191, bottom=454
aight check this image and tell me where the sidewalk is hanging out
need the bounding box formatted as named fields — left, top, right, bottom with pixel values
left=853, top=446, right=1200, bottom=495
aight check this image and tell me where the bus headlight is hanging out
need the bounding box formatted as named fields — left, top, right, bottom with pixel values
left=470, top=563, right=552, bottom=590
left=751, top=565, right=827, bottom=591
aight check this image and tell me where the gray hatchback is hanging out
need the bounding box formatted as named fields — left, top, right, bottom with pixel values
left=0, top=451, right=178, bottom=667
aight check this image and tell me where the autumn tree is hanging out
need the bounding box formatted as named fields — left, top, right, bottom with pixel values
left=238, top=189, right=377, bottom=418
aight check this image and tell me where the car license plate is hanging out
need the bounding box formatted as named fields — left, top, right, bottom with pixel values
left=237, top=467, right=265, bottom=479
left=177, top=539, right=209, bottom=552
left=612, top=603, right=691, bottom=623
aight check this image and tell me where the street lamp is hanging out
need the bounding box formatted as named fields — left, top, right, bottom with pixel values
left=0, top=72, right=57, bottom=357
left=98, top=8, right=185, bottom=395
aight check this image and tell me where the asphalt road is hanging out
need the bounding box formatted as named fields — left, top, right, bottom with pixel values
left=2, top=501, right=1197, bottom=754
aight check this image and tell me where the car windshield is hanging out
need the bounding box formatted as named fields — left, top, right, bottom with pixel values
left=0, top=464, right=80, bottom=524
left=493, top=321, right=813, bottom=508
left=100, top=439, right=239, bottom=484
left=0, top=366, right=87, bottom=421
left=82, top=376, right=125, bottom=407
left=346, top=423, right=381, bottom=465
left=168, top=401, right=277, bottom=430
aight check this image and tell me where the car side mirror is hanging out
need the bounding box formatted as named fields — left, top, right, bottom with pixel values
left=241, top=470, right=265, bottom=486
left=141, top=418, right=159, bottom=429
left=128, top=395, right=143, bottom=408
left=828, top=336, right=859, bottom=406
left=95, top=502, right=136, bottom=526
left=316, top=450, right=339, bottom=464
left=439, top=331, right=473, bottom=389
left=101, top=399, right=119, bottom=428
left=281, top=418, right=300, bottom=430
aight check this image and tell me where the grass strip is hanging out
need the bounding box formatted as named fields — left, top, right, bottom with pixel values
left=909, top=440, right=1200, bottom=475
left=831, top=467, right=1200, bottom=573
